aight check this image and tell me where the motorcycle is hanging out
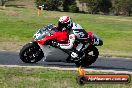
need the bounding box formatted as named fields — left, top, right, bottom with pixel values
left=19, top=23, right=103, bottom=67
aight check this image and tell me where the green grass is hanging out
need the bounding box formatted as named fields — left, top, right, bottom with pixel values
left=0, top=67, right=131, bottom=88
left=0, top=1, right=132, bottom=57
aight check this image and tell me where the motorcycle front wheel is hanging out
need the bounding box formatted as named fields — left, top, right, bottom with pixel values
left=75, top=46, right=99, bottom=67
left=19, top=41, right=44, bottom=63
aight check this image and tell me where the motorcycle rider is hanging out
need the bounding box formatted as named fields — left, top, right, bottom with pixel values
left=52, top=16, right=89, bottom=59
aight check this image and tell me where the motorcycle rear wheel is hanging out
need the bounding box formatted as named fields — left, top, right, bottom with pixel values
left=19, top=42, right=44, bottom=63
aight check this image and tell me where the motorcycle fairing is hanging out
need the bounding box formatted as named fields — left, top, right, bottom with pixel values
left=87, top=32, right=94, bottom=45
left=53, top=31, right=68, bottom=43
left=87, top=32, right=103, bottom=46
left=36, top=35, right=55, bottom=45
left=37, top=31, right=69, bottom=45
left=72, top=23, right=88, bottom=40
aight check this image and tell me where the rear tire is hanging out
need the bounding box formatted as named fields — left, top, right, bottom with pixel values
left=19, top=42, right=44, bottom=63
left=75, top=46, right=99, bottom=67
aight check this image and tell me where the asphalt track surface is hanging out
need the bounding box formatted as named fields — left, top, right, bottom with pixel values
left=0, top=47, right=132, bottom=74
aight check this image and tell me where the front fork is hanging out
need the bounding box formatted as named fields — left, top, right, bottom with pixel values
left=70, top=43, right=89, bottom=61
left=75, top=43, right=89, bottom=53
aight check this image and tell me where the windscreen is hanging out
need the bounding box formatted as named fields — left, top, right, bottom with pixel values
left=33, top=24, right=55, bottom=40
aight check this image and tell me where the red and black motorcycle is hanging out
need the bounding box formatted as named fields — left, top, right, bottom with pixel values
left=19, top=23, right=103, bottom=67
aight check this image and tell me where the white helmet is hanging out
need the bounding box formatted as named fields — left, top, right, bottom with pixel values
left=58, top=16, right=73, bottom=31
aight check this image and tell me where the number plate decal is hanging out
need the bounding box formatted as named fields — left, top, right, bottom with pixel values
left=94, top=38, right=99, bottom=45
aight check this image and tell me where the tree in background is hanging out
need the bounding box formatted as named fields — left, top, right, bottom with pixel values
left=35, top=0, right=63, bottom=11
left=63, top=0, right=79, bottom=12
left=112, top=0, right=132, bottom=16
left=79, top=0, right=112, bottom=14
left=123, top=0, right=132, bottom=16
left=0, top=0, right=8, bottom=6
left=79, top=0, right=99, bottom=14
left=35, top=0, right=79, bottom=12
left=98, top=0, right=112, bottom=14
left=34, top=0, right=132, bottom=16
left=0, top=0, right=3, bottom=6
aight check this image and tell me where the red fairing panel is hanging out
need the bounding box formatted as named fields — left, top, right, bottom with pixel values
left=87, top=32, right=94, bottom=44
left=36, top=31, right=68, bottom=45
left=36, top=35, right=55, bottom=45
left=53, top=31, right=68, bottom=43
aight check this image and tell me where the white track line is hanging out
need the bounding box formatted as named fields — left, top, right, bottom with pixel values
left=0, top=65, right=131, bottom=74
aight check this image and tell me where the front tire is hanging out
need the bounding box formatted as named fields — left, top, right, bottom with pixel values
left=75, top=46, right=99, bottom=67
left=19, top=42, right=44, bottom=63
